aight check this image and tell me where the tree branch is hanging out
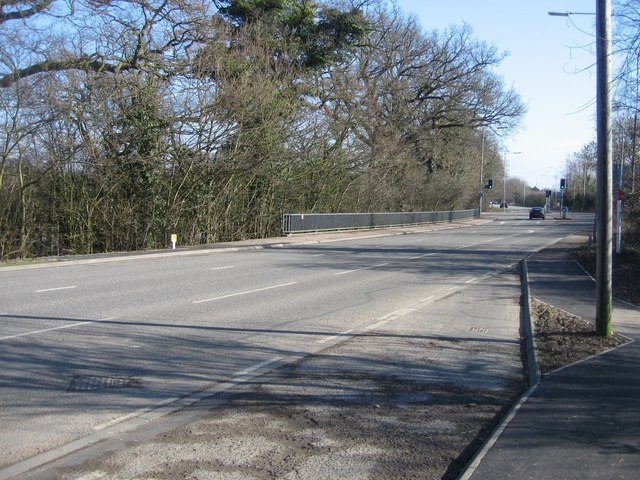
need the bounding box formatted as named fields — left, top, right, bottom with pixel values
left=1, top=0, right=55, bottom=23
left=0, top=56, right=131, bottom=88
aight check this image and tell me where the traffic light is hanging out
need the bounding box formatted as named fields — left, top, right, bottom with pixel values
left=560, top=178, right=566, bottom=190
left=486, top=179, right=493, bottom=189
left=545, top=190, right=551, bottom=198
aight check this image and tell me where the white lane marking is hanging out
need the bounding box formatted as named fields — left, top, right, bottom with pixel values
left=193, top=282, right=298, bottom=304
left=94, top=354, right=301, bottom=432
left=575, top=260, right=596, bottom=282
left=34, top=285, right=77, bottom=293
left=0, top=317, right=115, bottom=341
left=74, top=472, right=107, bottom=480
left=457, top=237, right=505, bottom=249
left=318, top=329, right=355, bottom=344
left=409, top=252, right=437, bottom=260
left=334, top=262, right=390, bottom=276
left=209, top=266, right=235, bottom=271
left=418, top=295, right=438, bottom=304
left=364, top=319, right=391, bottom=331
left=234, top=356, right=286, bottom=376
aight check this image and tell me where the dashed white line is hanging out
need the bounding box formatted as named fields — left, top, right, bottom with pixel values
left=34, top=285, right=77, bottom=293
left=209, top=266, right=235, bottom=271
left=334, top=262, right=390, bottom=276
left=193, top=282, right=298, bottom=304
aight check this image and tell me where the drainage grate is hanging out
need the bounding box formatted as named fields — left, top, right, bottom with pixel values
left=468, top=326, right=489, bottom=333
left=68, top=375, right=141, bottom=392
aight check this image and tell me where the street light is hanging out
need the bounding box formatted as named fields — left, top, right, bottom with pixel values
left=548, top=11, right=594, bottom=16
left=548, top=4, right=612, bottom=336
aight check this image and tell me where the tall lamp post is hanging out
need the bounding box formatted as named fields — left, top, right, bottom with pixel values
left=549, top=3, right=612, bottom=336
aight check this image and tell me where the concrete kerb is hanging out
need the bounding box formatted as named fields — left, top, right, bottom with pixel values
left=457, top=258, right=541, bottom=480
left=521, top=259, right=542, bottom=388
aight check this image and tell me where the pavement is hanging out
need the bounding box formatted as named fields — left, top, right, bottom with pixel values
left=463, top=235, right=640, bottom=480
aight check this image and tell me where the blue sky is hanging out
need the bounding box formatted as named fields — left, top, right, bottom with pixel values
left=395, top=0, right=599, bottom=188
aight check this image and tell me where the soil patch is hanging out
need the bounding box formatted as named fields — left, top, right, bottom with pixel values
left=531, top=299, right=629, bottom=374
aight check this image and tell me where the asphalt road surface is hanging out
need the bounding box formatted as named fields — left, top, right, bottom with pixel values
left=0, top=208, right=593, bottom=478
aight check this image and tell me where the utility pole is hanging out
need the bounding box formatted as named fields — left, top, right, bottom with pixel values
left=596, top=0, right=613, bottom=336
left=479, top=131, right=485, bottom=215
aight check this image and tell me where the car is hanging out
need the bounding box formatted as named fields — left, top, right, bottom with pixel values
left=529, top=206, right=545, bottom=220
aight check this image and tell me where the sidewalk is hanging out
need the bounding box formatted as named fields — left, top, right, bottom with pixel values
left=465, top=236, right=640, bottom=480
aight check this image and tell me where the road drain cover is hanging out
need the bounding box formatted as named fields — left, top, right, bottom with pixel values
left=469, top=327, right=489, bottom=333
left=68, top=375, right=141, bottom=392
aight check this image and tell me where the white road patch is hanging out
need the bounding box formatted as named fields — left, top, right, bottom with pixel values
left=193, top=282, right=298, bottom=304
left=34, top=285, right=77, bottom=293
left=209, top=266, right=235, bottom=271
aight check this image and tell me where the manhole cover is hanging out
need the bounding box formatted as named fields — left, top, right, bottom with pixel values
left=68, top=375, right=141, bottom=392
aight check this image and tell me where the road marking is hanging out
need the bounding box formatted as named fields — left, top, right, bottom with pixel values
left=334, top=262, right=390, bottom=276
left=234, top=356, right=286, bottom=376
left=0, top=317, right=114, bottom=341
left=74, top=472, right=107, bottom=480
left=457, top=237, right=505, bottom=249
left=575, top=260, right=596, bottom=281
left=364, top=319, right=391, bottom=331
left=419, top=295, right=438, bottom=304
left=318, top=329, right=355, bottom=344
left=193, top=282, right=298, bottom=304
left=34, top=285, right=77, bottom=293
left=409, top=252, right=437, bottom=260
left=209, top=266, right=235, bottom=271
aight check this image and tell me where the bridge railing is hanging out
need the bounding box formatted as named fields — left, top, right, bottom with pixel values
left=282, top=209, right=479, bottom=234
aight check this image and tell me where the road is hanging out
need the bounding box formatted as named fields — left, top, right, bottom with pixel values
left=0, top=208, right=593, bottom=477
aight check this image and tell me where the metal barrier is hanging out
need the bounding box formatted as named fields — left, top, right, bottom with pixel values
left=282, top=209, right=479, bottom=234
